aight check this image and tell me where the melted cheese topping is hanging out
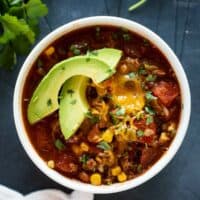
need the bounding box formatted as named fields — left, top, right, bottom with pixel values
left=104, top=74, right=145, bottom=114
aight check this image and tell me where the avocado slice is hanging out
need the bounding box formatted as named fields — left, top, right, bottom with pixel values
left=28, top=48, right=122, bottom=124
left=59, top=76, right=89, bottom=139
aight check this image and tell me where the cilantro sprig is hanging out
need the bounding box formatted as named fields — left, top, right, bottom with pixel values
left=0, top=0, right=48, bottom=70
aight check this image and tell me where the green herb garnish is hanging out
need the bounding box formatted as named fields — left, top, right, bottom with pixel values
left=54, top=139, right=65, bottom=150
left=97, top=141, right=111, bottom=150
left=67, top=89, right=74, bottom=97
left=0, top=0, right=48, bottom=70
left=146, top=74, right=157, bottom=82
left=85, top=111, right=100, bottom=124
left=95, top=26, right=100, bottom=37
left=47, top=98, right=52, bottom=106
left=115, top=107, right=126, bottom=116
left=128, top=72, right=136, bottom=79
left=70, top=44, right=81, bottom=55
left=146, top=115, right=153, bottom=125
left=137, top=164, right=143, bottom=173
left=145, top=106, right=155, bottom=115
left=138, top=66, right=147, bottom=75
left=80, top=154, right=89, bottom=164
left=123, top=33, right=131, bottom=41
left=128, top=0, right=147, bottom=11
left=109, top=112, right=119, bottom=125
left=70, top=99, right=77, bottom=105
left=136, top=129, right=144, bottom=137
left=145, top=91, right=156, bottom=101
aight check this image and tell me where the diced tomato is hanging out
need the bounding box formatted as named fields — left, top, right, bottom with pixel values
left=134, top=118, right=156, bottom=133
left=134, top=118, right=157, bottom=144
left=152, top=81, right=179, bottom=106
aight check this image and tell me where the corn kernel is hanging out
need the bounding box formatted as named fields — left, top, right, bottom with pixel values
left=80, top=142, right=89, bottom=152
left=47, top=160, right=55, bottom=169
left=111, top=166, right=121, bottom=176
left=45, top=46, right=55, bottom=56
left=168, top=122, right=176, bottom=132
left=159, top=132, right=170, bottom=144
left=117, top=172, right=127, bottom=182
left=90, top=173, right=102, bottom=185
left=72, top=144, right=82, bottom=155
left=102, top=129, right=114, bottom=143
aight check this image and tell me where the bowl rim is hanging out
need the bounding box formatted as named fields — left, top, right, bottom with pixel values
left=13, top=16, right=191, bottom=194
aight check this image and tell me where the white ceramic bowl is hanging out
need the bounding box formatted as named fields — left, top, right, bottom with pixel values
left=13, top=16, right=191, bottom=194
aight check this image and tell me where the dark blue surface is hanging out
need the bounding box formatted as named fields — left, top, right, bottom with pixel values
left=0, top=0, right=199, bottom=199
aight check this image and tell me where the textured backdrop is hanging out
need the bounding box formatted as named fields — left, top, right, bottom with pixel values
left=0, top=0, right=199, bottom=199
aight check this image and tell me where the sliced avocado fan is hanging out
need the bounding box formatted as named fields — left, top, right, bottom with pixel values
left=59, top=48, right=122, bottom=139
left=59, top=76, right=89, bottom=139
left=28, top=48, right=122, bottom=125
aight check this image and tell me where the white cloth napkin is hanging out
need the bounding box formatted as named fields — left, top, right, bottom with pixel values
left=0, top=185, right=94, bottom=200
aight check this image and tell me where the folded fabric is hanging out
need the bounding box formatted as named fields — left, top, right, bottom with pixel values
left=0, top=185, right=94, bottom=200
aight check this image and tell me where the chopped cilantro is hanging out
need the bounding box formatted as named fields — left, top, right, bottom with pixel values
left=115, top=107, right=126, bottom=116
left=145, top=106, right=155, bottom=115
left=70, top=44, right=81, bottom=55
left=145, top=91, right=156, bottom=101
left=95, top=26, right=100, bottom=37
left=146, top=74, right=157, bottom=82
left=54, top=139, right=65, bottom=150
left=80, top=154, right=89, bottom=164
left=128, top=72, right=136, bottom=79
left=0, top=0, right=48, bottom=70
left=123, top=33, right=131, bottom=41
left=138, top=66, right=147, bottom=75
left=146, top=115, right=153, bottom=125
left=47, top=98, right=52, bottom=106
left=109, top=112, right=119, bottom=125
left=143, top=39, right=150, bottom=46
left=136, top=130, right=144, bottom=137
left=85, top=111, right=100, bottom=124
left=97, top=141, right=111, bottom=150
left=70, top=99, right=77, bottom=105
left=137, top=164, right=143, bottom=173
left=106, top=68, right=113, bottom=74
left=67, top=89, right=74, bottom=97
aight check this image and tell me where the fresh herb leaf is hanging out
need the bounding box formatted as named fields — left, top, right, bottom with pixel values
left=85, top=111, right=100, bottom=124
left=115, top=107, right=126, bottom=116
left=136, top=129, right=144, bottom=137
left=128, top=72, right=136, bottom=79
left=97, top=141, right=111, bottom=150
left=146, top=74, right=157, bottom=82
left=138, top=66, right=147, bottom=75
left=70, top=99, right=77, bottom=105
left=70, top=45, right=81, bottom=55
left=146, top=115, right=153, bottom=125
left=122, top=33, right=131, bottom=41
left=128, top=0, right=147, bottom=12
left=145, top=106, right=155, bottom=115
left=47, top=98, right=52, bottom=106
left=95, top=26, right=100, bottom=37
left=109, top=112, right=119, bottom=125
left=0, top=0, right=48, bottom=70
left=106, top=68, right=113, bottom=74
left=0, top=14, right=35, bottom=44
left=145, top=91, right=156, bottom=101
left=137, top=164, right=143, bottom=173
left=67, top=89, right=74, bottom=97
left=143, top=39, right=150, bottom=46
left=80, top=154, right=89, bottom=164
left=54, top=139, right=65, bottom=150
